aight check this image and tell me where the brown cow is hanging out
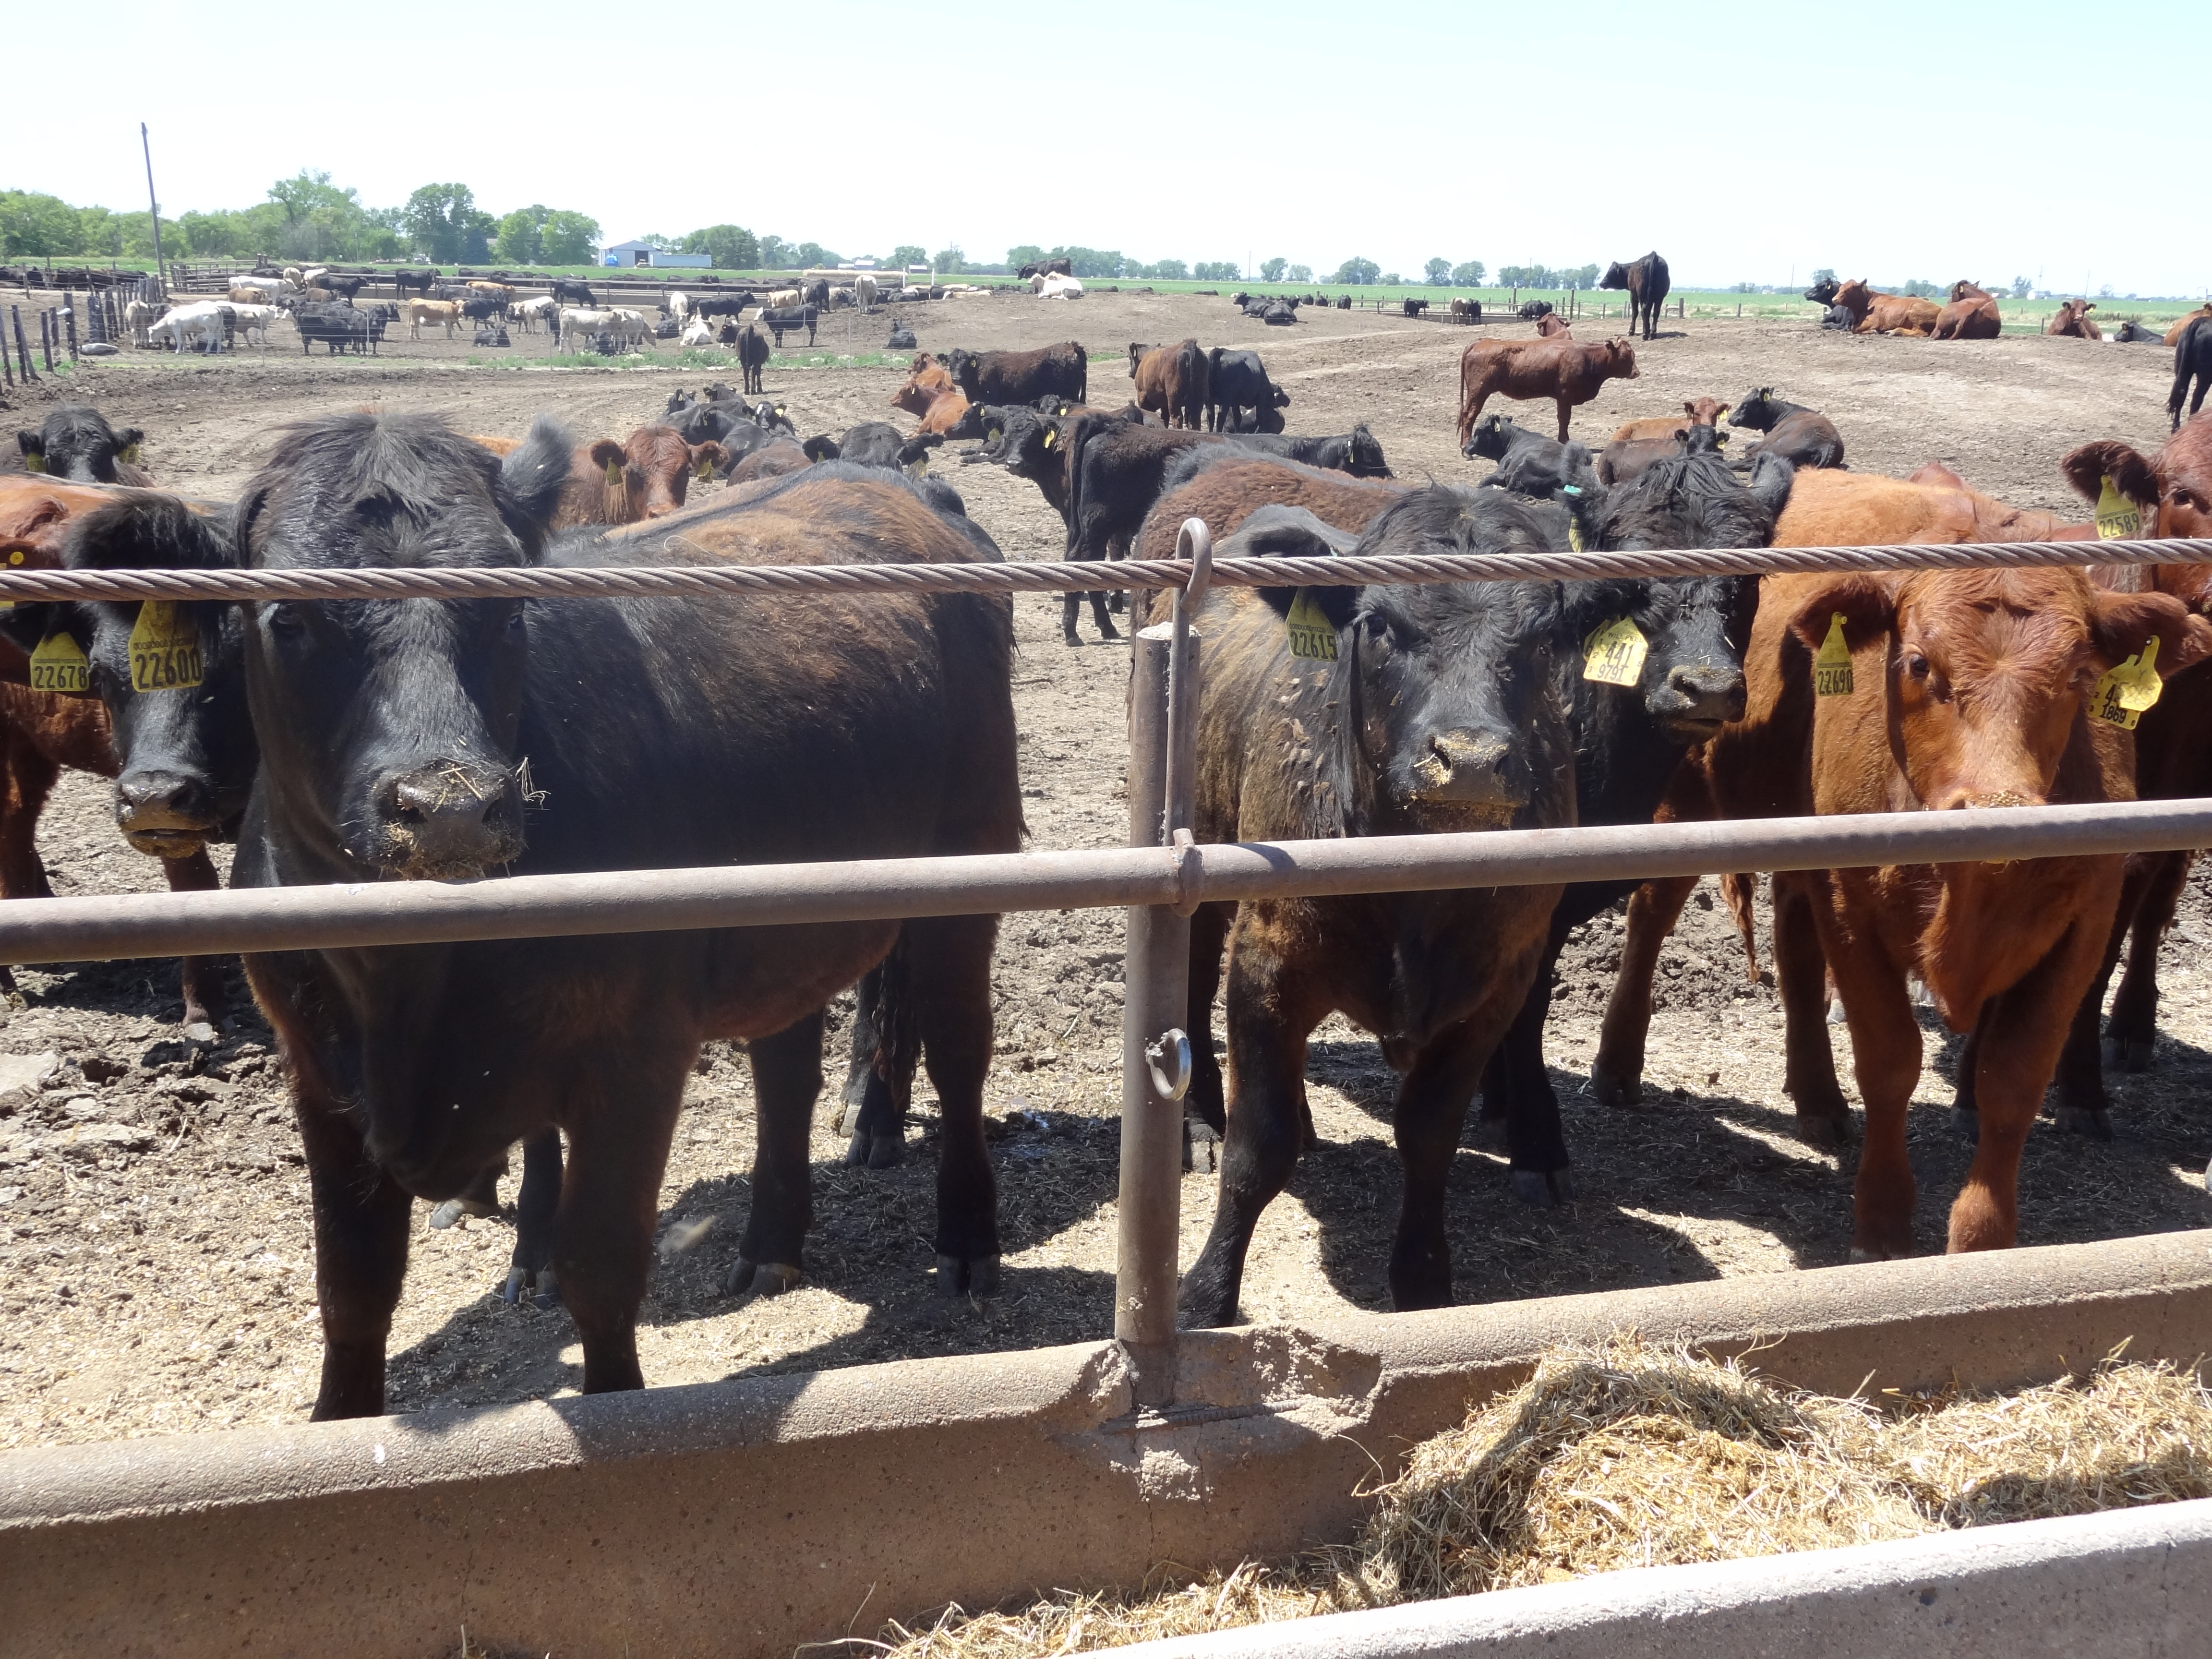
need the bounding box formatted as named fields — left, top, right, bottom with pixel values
left=1611, top=397, right=1729, bottom=445
left=405, top=298, right=463, bottom=339
left=727, top=439, right=812, bottom=483
left=2164, top=304, right=2212, bottom=347
left=1932, top=280, right=2003, bottom=341
left=890, top=353, right=974, bottom=435
left=1534, top=313, right=1573, bottom=339
left=473, top=429, right=730, bottom=529
left=1774, top=467, right=2088, bottom=545
left=1128, top=339, right=1211, bottom=429
left=1833, top=279, right=1941, bottom=337
left=1456, top=336, right=1640, bottom=445
left=2045, top=299, right=2103, bottom=340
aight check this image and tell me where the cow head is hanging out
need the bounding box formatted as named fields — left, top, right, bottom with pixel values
left=2064, top=424, right=2212, bottom=548
left=1728, top=388, right=1784, bottom=432
left=17, top=406, right=145, bottom=483
left=1683, top=397, right=1730, bottom=432
left=1599, top=340, right=1641, bottom=381
left=1599, top=262, right=1630, bottom=290
left=0, top=495, right=255, bottom=858
left=1343, top=424, right=1393, bottom=479
left=1464, top=413, right=1521, bottom=462
left=1787, top=569, right=2210, bottom=812
left=1243, top=492, right=1573, bottom=834
left=615, top=425, right=729, bottom=518
left=1127, top=343, right=1150, bottom=378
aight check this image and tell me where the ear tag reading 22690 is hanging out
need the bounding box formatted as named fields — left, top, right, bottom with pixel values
left=1582, top=617, right=1648, bottom=686
left=2092, top=636, right=2162, bottom=730
left=1286, top=589, right=1338, bottom=661
left=129, top=601, right=203, bottom=692
left=1814, top=613, right=1854, bottom=697
left=2095, top=476, right=2141, bottom=541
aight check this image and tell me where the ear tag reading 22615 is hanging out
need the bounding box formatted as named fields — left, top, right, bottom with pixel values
left=2095, top=476, right=2142, bottom=541
left=1286, top=590, right=1338, bottom=661
left=129, top=601, right=203, bottom=692
left=2092, top=636, right=2162, bottom=730
left=1814, top=613, right=1854, bottom=697
left=30, top=631, right=89, bottom=694
left=1582, top=617, right=1648, bottom=686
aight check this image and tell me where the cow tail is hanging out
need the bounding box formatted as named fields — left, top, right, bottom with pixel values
left=1062, top=414, right=1095, bottom=558
left=1722, top=871, right=1761, bottom=982
left=868, top=932, right=919, bottom=1106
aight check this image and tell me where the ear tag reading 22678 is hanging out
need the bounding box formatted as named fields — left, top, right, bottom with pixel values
left=2095, top=476, right=2142, bottom=541
left=30, top=631, right=89, bottom=694
left=1582, top=617, right=1648, bottom=686
left=129, top=601, right=203, bottom=692
left=2092, top=636, right=2162, bottom=730
left=1286, top=589, right=1338, bottom=661
left=1814, top=613, right=1854, bottom=697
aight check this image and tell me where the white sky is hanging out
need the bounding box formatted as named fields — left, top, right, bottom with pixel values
left=12, top=0, right=2205, bottom=297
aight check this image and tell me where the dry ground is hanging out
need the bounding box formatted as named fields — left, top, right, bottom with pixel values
left=0, top=290, right=2202, bottom=1450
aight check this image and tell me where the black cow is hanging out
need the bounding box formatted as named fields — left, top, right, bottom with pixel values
left=16, top=405, right=148, bottom=483
left=1262, top=300, right=1297, bottom=326
left=1060, top=418, right=1233, bottom=643
left=1205, top=349, right=1289, bottom=433
left=1472, top=450, right=1793, bottom=1205
left=472, top=326, right=511, bottom=348
left=1727, top=387, right=1847, bottom=469
left=752, top=400, right=795, bottom=435
left=85, top=417, right=1023, bottom=1418
left=1819, top=304, right=1856, bottom=331
left=1224, top=424, right=1393, bottom=478
left=888, top=322, right=917, bottom=351
left=805, top=422, right=942, bottom=472
left=1463, top=413, right=1581, bottom=498
left=1599, top=250, right=1671, bottom=341
left=318, top=274, right=365, bottom=301
left=735, top=325, right=769, bottom=394
left=1173, top=493, right=1582, bottom=1325
left=693, top=292, right=754, bottom=324
left=759, top=304, right=819, bottom=348
left=1804, top=277, right=1841, bottom=305
left=800, top=278, right=831, bottom=310
left=2171, top=317, right=2212, bottom=432
left=1402, top=298, right=1430, bottom=318
left=549, top=278, right=597, bottom=306
left=294, top=301, right=389, bottom=357
left=1017, top=258, right=1073, bottom=279
left=944, top=343, right=1088, bottom=408
left=1335, top=294, right=1351, bottom=310
left=1518, top=300, right=1555, bottom=321
left=2114, top=319, right=2164, bottom=344
left=460, top=295, right=508, bottom=328
left=391, top=269, right=437, bottom=299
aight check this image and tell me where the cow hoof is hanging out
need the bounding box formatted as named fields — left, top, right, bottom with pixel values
left=1184, top=1120, right=1221, bottom=1173
left=1062, top=634, right=1084, bottom=648
left=1795, top=1113, right=1852, bottom=1152
left=1509, top=1168, right=1575, bottom=1208
left=1950, top=1106, right=1980, bottom=1144
left=844, top=1128, right=905, bottom=1168
left=936, top=1254, right=1002, bottom=1297
left=2103, top=1036, right=2155, bottom=1074
left=430, top=1195, right=499, bottom=1230
left=1847, top=1245, right=1895, bottom=1264
left=501, top=1266, right=561, bottom=1309
left=728, top=1259, right=804, bottom=1299
left=1096, top=625, right=1123, bottom=643
left=2056, top=1106, right=2115, bottom=1142
left=1108, top=592, right=1128, bottom=614
left=1588, top=1063, right=1642, bottom=1108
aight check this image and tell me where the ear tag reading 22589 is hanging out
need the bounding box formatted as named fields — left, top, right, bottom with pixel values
left=1814, top=613, right=1854, bottom=697
left=1286, top=589, right=1338, bottom=661
left=2092, top=636, right=2162, bottom=730
left=129, top=601, right=203, bottom=692
left=1582, top=617, right=1648, bottom=686
left=2095, top=476, right=2142, bottom=541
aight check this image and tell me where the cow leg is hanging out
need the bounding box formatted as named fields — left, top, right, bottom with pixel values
left=1090, top=591, right=1121, bottom=639
left=553, top=1045, right=686, bottom=1395
left=1589, top=875, right=1697, bottom=1105
left=1775, top=873, right=1851, bottom=1145
left=1391, top=1013, right=1513, bottom=1310
left=1180, top=914, right=1326, bottom=1328
left=2103, top=850, right=2186, bottom=1072
left=839, top=962, right=911, bottom=1168
left=1060, top=593, right=1084, bottom=647
left=1554, top=397, right=1572, bottom=444
left=1951, top=916, right=2106, bottom=1251
left=906, top=913, right=1001, bottom=1296
left=296, top=1074, right=413, bottom=1420
left=1826, top=948, right=1922, bottom=1262
left=1182, top=899, right=1233, bottom=1172
left=161, top=848, right=229, bottom=1031
left=1476, top=929, right=1575, bottom=1207
left=729, top=1009, right=824, bottom=1298
left=0, top=733, right=60, bottom=902
left=503, top=1129, right=565, bottom=1308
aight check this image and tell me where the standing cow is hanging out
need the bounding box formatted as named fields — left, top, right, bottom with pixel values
left=1599, top=251, right=1671, bottom=341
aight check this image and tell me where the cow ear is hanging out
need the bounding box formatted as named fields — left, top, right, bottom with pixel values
left=1747, top=452, right=1797, bottom=521
left=0, top=599, right=68, bottom=657
left=1787, top=575, right=1893, bottom=657
left=2090, top=590, right=2212, bottom=677
left=802, top=435, right=841, bottom=463
left=66, top=492, right=237, bottom=572
left=16, top=432, right=43, bottom=471
left=2060, top=440, right=2157, bottom=508
left=1234, top=506, right=1362, bottom=628
left=497, top=415, right=576, bottom=547
left=116, top=428, right=145, bottom=461
left=691, top=441, right=730, bottom=477
left=1558, top=443, right=1607, bottom=543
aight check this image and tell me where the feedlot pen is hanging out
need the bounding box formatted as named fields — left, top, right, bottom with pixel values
left=0, top=292, right=2205, bottom=1454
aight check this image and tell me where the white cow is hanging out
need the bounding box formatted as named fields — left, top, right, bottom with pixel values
left=854, top=273, right=878, bottom=311
left=123, top=298, right=158, bottom=347
left=511, top=295, right=557, bottom=334
left=766, top=288, right=800, bottom=309
left=679, top=319, right=715, bottom=347
left=148, top=301, right=228, bottom=353
left=663, top=291, right=691, bottom=324
left=606, top=307, right=653, bottom=350
left=226, top=303, right=282, bottom=348
left=1033, top=273, right=1084, bottom=299
left=559, top=307, right=613, bottom=350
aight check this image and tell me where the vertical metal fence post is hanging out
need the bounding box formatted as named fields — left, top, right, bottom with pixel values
left=1114, top=519, right=1210, bottom=1407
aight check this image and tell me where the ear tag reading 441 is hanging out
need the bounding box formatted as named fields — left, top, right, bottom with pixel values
left=129, top=601, right=203, bottom=692
left=1286, top=589, right=1338, bottom=661
left=2095, top=476, right=2141, bottom=541
left=1582, top=617, right=1647, bottom=686
left=2092, top=636, right=2162, bottom=730
left=1814, top=613, right=1854, bottom=697
left=30, top=631, right=89, bottom=694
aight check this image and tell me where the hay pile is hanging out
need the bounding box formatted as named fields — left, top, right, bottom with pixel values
left=878, top=1340, right=2212, bottom=1658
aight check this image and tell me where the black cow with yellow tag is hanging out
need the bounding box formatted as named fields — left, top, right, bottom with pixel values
left=14, top=405, right=149, bottom=485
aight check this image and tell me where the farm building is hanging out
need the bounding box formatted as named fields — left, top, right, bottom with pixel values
left=601, top=239, right=710, bottom=269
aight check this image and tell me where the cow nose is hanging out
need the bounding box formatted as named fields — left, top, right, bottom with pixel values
left=1661, top=663, right=1746, bottom=727
left=381, top=763, right=518, bottom=876
left=115, top=770, right=212, bottom=829
left=1410, top=729, right=1520, bottom=807
left=1933, top=786, right=2042, bottom=812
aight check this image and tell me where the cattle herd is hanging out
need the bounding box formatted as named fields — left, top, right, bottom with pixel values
left=5, top=259, right=2212, bottom=1425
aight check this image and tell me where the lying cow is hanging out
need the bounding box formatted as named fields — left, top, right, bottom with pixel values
left=1462, top=413, right=1581, bottom=497
left=1833, top=279, right=1940, bottom=336
left=2045, top=299, right=2102, bottom=339
left=890, top=353, right=973, bottom=435
left=1933, top=280, right=2003, bottom=341
left=1727, top=387, right=1846, bottom=470
left=802, top=422, right=941, bottom=473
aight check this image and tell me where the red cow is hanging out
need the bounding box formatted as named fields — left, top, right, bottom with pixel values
left=1933, top=280, right=2002, bottom=341
left=1456, top=336, right=1640, bottom=444
left=1833, top=278, right=1941, bottom=337
left=2045, top=299, right=2103, bottom=340
left=890, top=352, right=974, bottom=435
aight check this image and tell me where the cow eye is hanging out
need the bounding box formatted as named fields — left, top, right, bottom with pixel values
left=503, top=602, right=527, bottom=638
left=264, top=603, right=307, bottom=640
left=1903, top=652, right=1931, bottom=680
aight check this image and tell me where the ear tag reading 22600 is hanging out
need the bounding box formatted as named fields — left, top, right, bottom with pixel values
left=1814, top=613, right=1854, bottom=697
left=1582, top=617, right=1648, bottom=686
left=2092, top=636, right=2162, bottom=730
left=129, top=601, right=203, bottom=692
left=2095, top=476, right=2141, bottom=541
left=1286, top=589, right=1338, bottom=661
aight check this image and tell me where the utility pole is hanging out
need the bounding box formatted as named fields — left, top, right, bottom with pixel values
left=140, top=122, right=166, bottom=296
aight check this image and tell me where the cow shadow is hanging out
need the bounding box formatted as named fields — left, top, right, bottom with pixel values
left=14, top=954, right=258, bottom=1031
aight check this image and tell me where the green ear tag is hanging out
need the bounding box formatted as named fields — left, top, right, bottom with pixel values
left=30, top=631, right=90, bottom=694
left=2095, top=477, right=2142, bottom=541
left=129, top=601, right=203, bottom=692
left=2092, top=636, right=2162, bottom=730
left=1286, top=590, right=1339, bottom=661
left=1814, top=613, right=1854, bottom=697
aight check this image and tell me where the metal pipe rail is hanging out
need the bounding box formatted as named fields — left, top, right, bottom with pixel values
left=0, top=536, right=2203, bottom=606
left=5, top=796, right=2210, bottom=967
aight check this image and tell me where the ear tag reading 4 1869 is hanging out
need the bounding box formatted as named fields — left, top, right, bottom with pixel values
left=2092, top=636, right=2162, bottom=730
left=1582, top=617, right=1647, bottom=686
left=2095, top=476, right=2141, bottom=541
left=1814, top=613, right=1854, bottom=697
left=1286, top=589, right=1338, bottom=661
left=130, top=601, right=203, bottom=693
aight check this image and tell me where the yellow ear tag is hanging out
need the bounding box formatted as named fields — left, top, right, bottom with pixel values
left=30, top=631, right=90, bottom=694
left=21, top=453, right=44, bottom=475
left=1042, top=427, right=1057, bottom=449
left=119, top=443, right=141, bottom=465
left=1814, top=613, right=1854, bottom=697
left=1286, top=589, right=1339, bottom=661
left=2092, top=635, right=2162, bottom=730
left=1582, top=617, right=1648, bottom=686
left=694, top=455, right=714, bottom=481
left=908, top=454, right=929, bottom=477
left=605, top=458, right=623, bottom=487
left=1566, top=516, right=1586, bottom=553
left=129, top=601, right=203, bottom=692
left=2095, top=476, right=2141, bottom=541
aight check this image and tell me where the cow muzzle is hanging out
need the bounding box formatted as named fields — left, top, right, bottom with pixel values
left=1648, top=662, right=1746, bottom=740
left=115, top=769, right=218, bottom=857
left=372, top=761, right=523, bottom=879
left=1407, top=729, right=1523, bottom=823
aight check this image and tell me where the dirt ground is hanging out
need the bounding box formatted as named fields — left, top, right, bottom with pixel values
left=0, top=290, right=2203, bottom=1452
